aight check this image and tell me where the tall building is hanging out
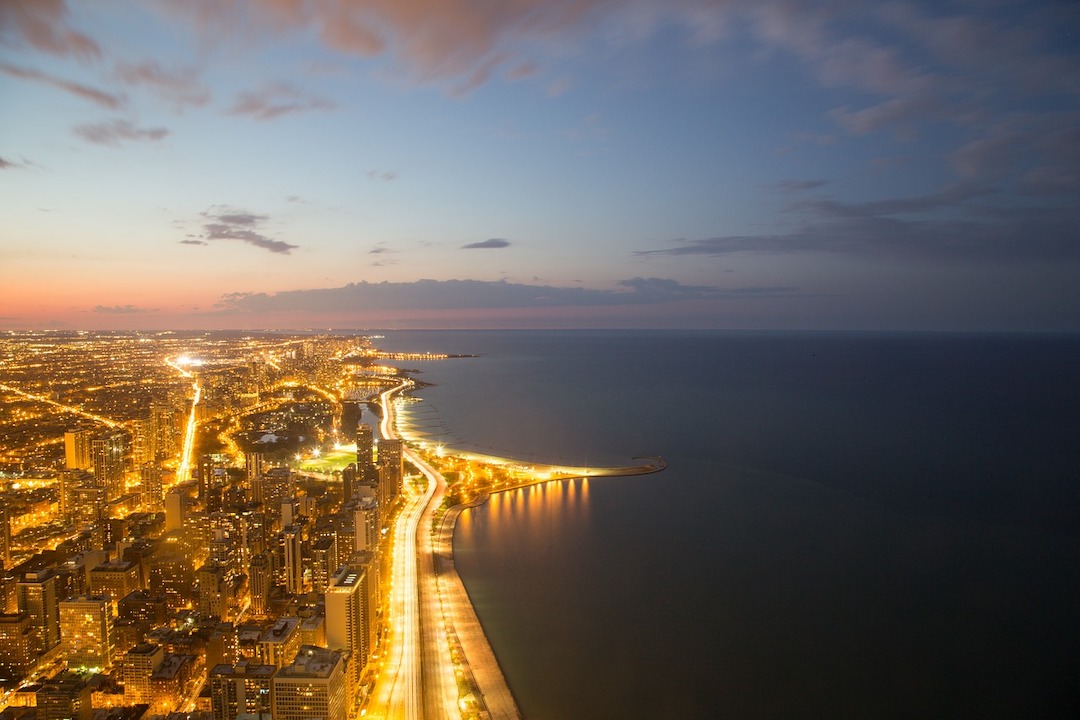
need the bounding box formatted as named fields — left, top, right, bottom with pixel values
left=37, top=672, right=93, bottom=720
left=209, top=660, right=275, bottom=720
left=271, top=645, right=346, bottom=720
left=248, top=552, right=272, bottom=617
left=0, top=506, right=10, bottom=569
left=91, top=430, right=128, bottom=501
left=257, top=617, right=301, bottom=669
left=63, top=428, right=92, bottom=471
left=58, top=469, right=94, bottom=523
left=245, top=451, right=265, bottom=485
left=341, top=463, right=356, bottom=504
left=377, top=437, right=403, bottom=509
left=89, top=560, right=142, bottom=613
left=59, top=595, right=114, bottom=670
left=149, top=400, right=180, bottom=461
left=197, top=564, right=231, bottom=620
left=140, top=463, right=164, bottom=512
left=16, top=569, right=60, bottom=655
left=281, top=525, right=304, bottom=596
left=122, top=642, right=164, bottom=704
left=324, top=553, right=377, bottom=691
left=0, top=612, right=35, bottom=680
left=351, top=494, right=380, bottom=553
left=310, top=536, right=338, bottom=594
left=356, top=423, right=376, bottom=483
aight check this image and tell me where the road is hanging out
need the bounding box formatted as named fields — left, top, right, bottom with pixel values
left=367, top=381, right=455, bottom=720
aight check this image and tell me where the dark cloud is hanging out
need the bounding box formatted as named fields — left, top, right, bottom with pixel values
left=228, top=83, right=333, bottom=120
left=179, top=239, right=207, bottom=246
left=216, top=277, right=798, bottom=314
left=773, top=179, right=831, bottom=191
left=197, top=208, right=297, bottom=254
left=462, top=238, right=511, bottom=249
left=93, top=304, right=156, bottom=314
left=639, top=184, right=1080, bottom=263
left=115, top=60, right=210, bottom=109
left=0, top=61, right=124, bottom=109
left=0, top=0, right=100, bottom=59
left=73, top=119, right=169, bottom=145
left=0, top=156, right=23, bottom=169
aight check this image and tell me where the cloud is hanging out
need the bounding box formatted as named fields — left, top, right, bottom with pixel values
left=228, top=83, right=333, bottom=120
left=366, top=169, right=398, bottom=181
left=773, top=179, right=830, bottom=191
left=0, top=0, right=101, bottom=59
left=179, top=239, right=207, bottom=246
left=115, top=60, right=210, bottom=109
left=216, top=277, right=796, bottom=314
left=638, top=184, right=1080, bottom=263
left=197, top=208, right=298, bottom=254
left=73, top=119, right=169, bottom=145
left=462, top=238, right=511, bottom=250
left=0, top=156, right=23, bottom=169
left=0, top=61, right=124, bottom=109
left=93, top=304, right=156, bottom=314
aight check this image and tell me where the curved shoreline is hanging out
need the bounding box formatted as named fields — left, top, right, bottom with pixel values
left=382, top=379, right=666, bottom=718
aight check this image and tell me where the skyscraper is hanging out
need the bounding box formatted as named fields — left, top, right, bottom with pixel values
left=356, top=423, right=376, bottom=483
left=209, top=659, right=275, bottom=720
left=91, top=430, right=128, bottom=501
left=122, top=642, right=164, bottom=705
left=0, top=612, right=35, bottom=680
left=271, top=645, right=346, bottom=720
left=59, top=595, right=114, bottom=671
left=281, top=525, right=304, bottom=596
left=324, top=553, right=377, bottom=691
left=64, top=428, right=92, bottom=471
left=0, top=506, right=10, bottom=569
left=16, top=569, right=60, bottom=655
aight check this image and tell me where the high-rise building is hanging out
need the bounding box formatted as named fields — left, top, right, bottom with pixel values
left=122, top=642, right=163, bottom=704
left=59, top=595, right=113, bottom=670
left=245, top=452, right=265, bottom=485
left=209, top=659, right=275, bottom=720
left=341, top=463, right=356, bottom=504
left=281, top=525, right=304, bottom=596
left=356, top=424, right=376, bottom=483
left=271, top=645, right=346, bottom=720
left=324, top=553, right=377, bottom=691
left=37, top=671, right=93, bottom=720
left=257, top=617, right=301, bottom=669
left=164, top=489, right=186, bottom=531
left=197, top=564, right=231, bottom=620
left=64, top=428, right=92, bottom=471
left=377, top=437, right=403, bottom=509
left=16, top=569, right=60, bottom=655
left=58, top=469, right=94, bottom=523
left=89, top=560, right=142, bottom=613
left=248, top=552, right=272, bottom=617
left=149, top=400, right=180, bottom=461
left=351, top=494, right=380, bottom=553
left=91, top=430, right=128, bottom=501
left=0, top=506, right=10, bottom=569
left=140, top=463, right=164, bottom=511
left=0, top=612, right=35, bottom=680
left=310, top=536, right=338, bottom=594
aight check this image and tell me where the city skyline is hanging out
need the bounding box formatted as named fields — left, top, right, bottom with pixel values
left=2, top=1, right=1079, bottom=331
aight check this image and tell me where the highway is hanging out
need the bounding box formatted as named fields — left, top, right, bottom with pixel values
left=367, top=381, right=453, bottom=719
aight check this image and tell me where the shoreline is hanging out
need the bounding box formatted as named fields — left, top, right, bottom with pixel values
left=383, top=378, right=665, bottom=717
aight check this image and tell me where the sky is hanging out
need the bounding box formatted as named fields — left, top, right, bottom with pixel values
left=1, top=0, right=1078, bottom=331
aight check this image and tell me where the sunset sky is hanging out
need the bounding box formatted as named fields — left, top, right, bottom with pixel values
left=2, top=0, right=1078, bottom=331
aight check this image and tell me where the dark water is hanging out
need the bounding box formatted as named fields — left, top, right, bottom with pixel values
left=377, top=330, right=1080, bottom=718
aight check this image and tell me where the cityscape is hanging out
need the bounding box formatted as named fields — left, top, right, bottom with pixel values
left=0, top=330, right=661, bottom=719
